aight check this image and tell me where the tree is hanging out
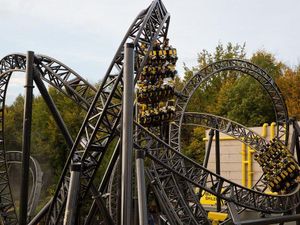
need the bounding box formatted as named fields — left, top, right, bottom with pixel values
left=31, top=87, right=86, bottom=175
left=5, top=95, right=24, bottom=152
left=180, top=42, right=246, bottom=163
left=277, top=67, right=300, bottom=119
left=216, top=51, right=284, bottom=126
left=183, top=42, right=246, bottom=114
left=181, top=126, right=206, bottom=163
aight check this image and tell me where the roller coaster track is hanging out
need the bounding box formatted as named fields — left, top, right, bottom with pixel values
left=164, top=59, right=291, bottom=223
left=0, top=1, right=298, bottom=224
left=6, top=151, right=42, bottom=218
left=181, top=112, right=282, bottom=199
left=45, top=1, right=171, bottom=224
left=182, top=112, right=268, bottom=152
left=144, top=112, right=293, bottom=224
left=79, top=1, right=207, bottom=223
left=145, top=59, right=291, bottom=224
left=0, top=2, right=187, bottom=223
left=136, top=122, right=300, bottom=213
left=170, top=59, right=289, bottom=152
left=0, top=52, right=97, bottom=224
left=0, top=58, right=295, bottom=224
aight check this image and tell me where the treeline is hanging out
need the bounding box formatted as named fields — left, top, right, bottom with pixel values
left=5, top=88, right=86, bottom=201
left=4, top=43, right=300, bottom=196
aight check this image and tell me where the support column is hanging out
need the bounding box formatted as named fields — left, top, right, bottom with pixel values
left=63, top=163, right=81, bottom=225
left=291, top=118, right=300, bottom=225
left=121, top=42, right=134, bottom=225
left=215, top=128, right=221, bottom=212
left=203, top=129, right=214, bottom=168
left=20, top=51, right=35, bottom=225
left=33, top=70, right=73, bottom=147
left=89, top=185, right=114, bottom=225
left=136, top=149, right=148, bottom=225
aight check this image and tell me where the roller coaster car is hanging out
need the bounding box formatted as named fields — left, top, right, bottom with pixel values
left=167, top=48, right=178, bottom=63
left=257, top=140, right=300, bottom=192
left=266, top=161, right=299, bottom=192
left=148, top=47, right=177, bottom=65
left=158, top=49, right=167, bottom=60
left=136, top=84, right=175, bottom=104
left=149, top=50, right=158, bottom=61
left=148, top=50, right=167, bottom=65
left=138, top=105, right=175, bottom=127
left=140, top=65, right=177, bottom=82
left=285, top=161, right=299, bottom=179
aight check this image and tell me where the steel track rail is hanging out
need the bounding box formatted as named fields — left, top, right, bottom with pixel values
left=166, top=60, right=290, bottom=223
left=5, top=151, right=43, bottom=218
left=182, top=112, right=268, bottom=152
left=0, top=53, right=96, bottom=224
left=45, top=1, right=171, bottom=223
left=170, top=59, right=289, bottom=153
left=181, top=112, right=271, bottom=190
left=135, top=122, right=300, bottom=214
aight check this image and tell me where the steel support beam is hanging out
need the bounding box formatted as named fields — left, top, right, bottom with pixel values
left=291, top=118, right=300, bottom=225
left=20, top=51, right=35, bottom=225
left=29, top=68, right=76, bottom=224
left=227, top=202, right=241, bottom=224
left=33, top=69, right=74, bottom=147
left=233, top=214, right=300, bottom=225
left=84, top=141, right=120, bottom=225
left=215, top=127, right=221, bottom=212
left=203, top=129, right=214, bottom=168
left=63, top=163, right=81, bottom=225
left=121, top=42, right=135, bottom=225
left=89, top=185, right=114, bottom=225
left=136, top=149, right=148, bottom=225
left=28, top=201, right=52, bottom=225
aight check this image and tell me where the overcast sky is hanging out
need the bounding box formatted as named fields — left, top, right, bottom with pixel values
left=1, top=0, right=300, bottom=104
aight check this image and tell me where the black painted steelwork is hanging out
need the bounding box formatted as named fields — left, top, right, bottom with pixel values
left=0, top=52, right=97, bottom=225
left=45, top=1, right=170, bottom=224
left=6, top=151, right=42, bottom=219
left=20, top=51, right=35, bottom=225
left=135, top=122, right=300, bottom=213
left=170, top=59, right=289, bottom=153
left=215, top=128, right=221, bottom=212
left=181, top=112, right=292, bottom=193
left=0, top=1, right=298, bottom=224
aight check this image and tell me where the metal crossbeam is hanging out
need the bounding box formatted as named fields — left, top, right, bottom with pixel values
left=182, top=113, right=267, bottom=151
left=135, top=122, right=300, bottom=214
left=0, top=3, right=295, bottom=225
left=46, top=1, right=170, bottom=224
left=0, top=52, right=97, bottom=224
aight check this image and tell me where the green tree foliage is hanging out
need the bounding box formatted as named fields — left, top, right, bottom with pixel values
left=179, top=45, right=293, bottom=163
left=181, top=126, right=206, bottom=163
left=5, top=95, right=24, bottom=152
left=277, top=67, right=300, bottom=119
left=217, top=76, right=276, bottom=126
left=216, top=51, right=284, bottom=126
left=5, top=88, right=86, bottom=186
left=183, top=42, right=246, bottom=114
left=180, top=42, right=247, bottom=163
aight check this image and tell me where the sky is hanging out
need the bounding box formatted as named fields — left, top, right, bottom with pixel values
left=1, top=0, right=300, bottom=104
